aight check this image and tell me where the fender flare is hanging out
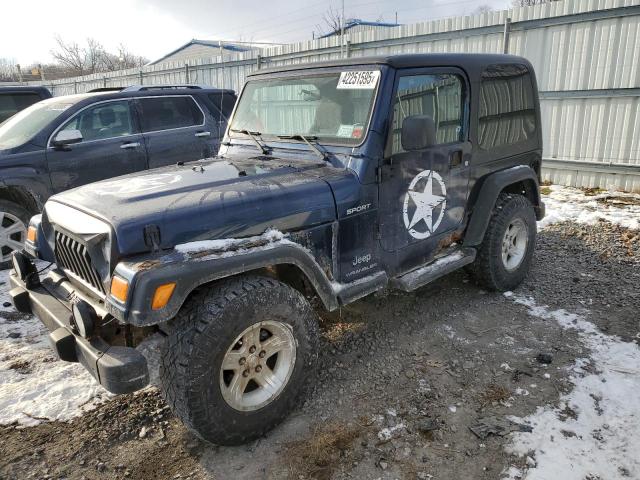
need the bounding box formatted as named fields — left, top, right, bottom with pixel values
left=0, top=177, right=49, bottom=213
left=463, top=165, right=544, bottom=247
left=108, top=242, right=342, bottom=326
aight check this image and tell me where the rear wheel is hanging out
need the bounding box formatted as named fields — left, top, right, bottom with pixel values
left=160, top=275, right=319, bottom=445
left=469, top=193, right=537, bottom=291
left=0, top=200, right=30, bottom=268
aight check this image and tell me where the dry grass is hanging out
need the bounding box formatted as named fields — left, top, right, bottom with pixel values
left=8, top=360, right=32, bottom=374
left=581, top=186, right=607, bottom=196
left=480, top=384, right=511, bottom=406
left=540, top=186, right=552, bottom=196
left=283, top=422, right=362, bottom=479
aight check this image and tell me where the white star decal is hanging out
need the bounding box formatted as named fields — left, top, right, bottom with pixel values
left=402, top=170, right=447, bottom=239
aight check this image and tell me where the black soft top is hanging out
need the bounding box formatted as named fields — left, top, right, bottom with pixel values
left=250, top=53, right=534, bottom=78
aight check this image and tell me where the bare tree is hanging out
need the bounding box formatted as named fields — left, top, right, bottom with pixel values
left=0, top=58, right=17, bottom=82
left=50, top=36, right=148, bottom=77
left=51, top=36, right=87, bottom=75
left=115, top=44, right=148, bottom=70
left=315, top=6, right=343, bottom=37
left=512, top=0, right=560, bottom=7
left=473, top=4, right=494, bottom=14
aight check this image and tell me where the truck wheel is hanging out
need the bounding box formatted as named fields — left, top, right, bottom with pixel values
left=159, top=275, right=319, bottom=445
left=0, top=200, right=30, bottom=269
left=470, top=193, right=536, bottom=291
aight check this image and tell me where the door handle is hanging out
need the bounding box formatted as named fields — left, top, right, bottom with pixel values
left=449, top=150, right=463, bottom=168
left=195, top=131, right=211, bottom=138
left=121, top=142, right=140, bottom=149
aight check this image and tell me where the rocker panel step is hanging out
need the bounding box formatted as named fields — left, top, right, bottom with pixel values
left=391, top=248, right=477, bottom=292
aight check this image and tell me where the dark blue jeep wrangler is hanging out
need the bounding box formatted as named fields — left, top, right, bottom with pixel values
left=10, top=54, right=544, bottom=445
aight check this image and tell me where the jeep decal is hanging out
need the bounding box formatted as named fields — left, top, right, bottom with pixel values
left=402, top=170, right=447, bottom=239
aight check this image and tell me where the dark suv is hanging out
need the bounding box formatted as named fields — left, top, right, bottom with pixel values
left=11, top=54, right=544, bottom=445
left=0, top=86, right=52, bottom=123
left=0, top=85, right=236, bottom=263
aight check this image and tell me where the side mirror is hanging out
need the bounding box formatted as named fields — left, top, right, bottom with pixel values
left=401, top=115, right=436, bottom=151
left=53, top=129, right=83, bottom=147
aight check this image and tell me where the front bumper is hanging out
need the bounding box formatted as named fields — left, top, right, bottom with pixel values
left=9, top=255, right=149, bottom=394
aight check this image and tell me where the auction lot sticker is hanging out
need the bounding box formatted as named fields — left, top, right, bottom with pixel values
left=337, top=71, right=380, bottom=89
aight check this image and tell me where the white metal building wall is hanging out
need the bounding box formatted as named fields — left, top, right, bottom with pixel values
left=21, top=0, right=640, bottom=192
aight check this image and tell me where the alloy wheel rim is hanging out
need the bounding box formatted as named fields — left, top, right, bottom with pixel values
left=219, top=320, right=297, bottom=411
left=501, top=218, right=528, bottom=271
left=0, top=212, right=27, bottom=263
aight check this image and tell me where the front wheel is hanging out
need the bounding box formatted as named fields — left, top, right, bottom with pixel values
left=469, top=193, right=537, bottom=291
left=160, top=275, right=319, bottom=445
left=0, top=200, right=30, bottom=269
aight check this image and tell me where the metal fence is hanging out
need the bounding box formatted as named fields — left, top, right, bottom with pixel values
left=15, top=0, right=640, bottom=192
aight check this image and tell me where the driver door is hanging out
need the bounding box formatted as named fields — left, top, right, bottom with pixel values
left=378, top=68, right=471, bottom=273
left=47, top=99, right=147, bottom=193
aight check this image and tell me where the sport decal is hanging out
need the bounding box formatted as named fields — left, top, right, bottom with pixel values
left=402, top=170, right=447, bottom=239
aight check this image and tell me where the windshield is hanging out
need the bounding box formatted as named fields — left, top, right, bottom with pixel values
left=229, top=70, right=380, bottom=146
left=0, top=98, right=75, bottom=150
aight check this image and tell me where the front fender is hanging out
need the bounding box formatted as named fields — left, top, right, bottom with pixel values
left=464, top=165, right=544, bottom=247
left=0, top=175, right=51, bottom=212
left=106, top=241, right=340, bottom=326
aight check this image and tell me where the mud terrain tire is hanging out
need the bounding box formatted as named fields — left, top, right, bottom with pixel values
left=470, top=193, right=537, bottom=291
left=159, top=275, right=319, bottom=445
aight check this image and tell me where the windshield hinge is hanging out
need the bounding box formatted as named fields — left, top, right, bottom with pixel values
left=143, top=224, right=161, bottom=252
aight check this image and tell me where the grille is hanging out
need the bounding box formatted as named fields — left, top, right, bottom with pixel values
left=54, top=231, right=106, bottom=295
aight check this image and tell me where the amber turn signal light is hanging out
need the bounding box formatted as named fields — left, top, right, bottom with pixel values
left=110, top=276, right=129, bottom=303
left=152, top=282, right=176, bottom=310
left=27, top=226, right=37, bottom=243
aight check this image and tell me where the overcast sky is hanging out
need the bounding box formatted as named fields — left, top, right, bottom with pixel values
left=1, top=0, right=510, bottom=65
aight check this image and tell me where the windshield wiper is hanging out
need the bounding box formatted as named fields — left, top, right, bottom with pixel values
left=277, top=134, right=327, bottom=161
left=229, top=128, right=270, bottom=155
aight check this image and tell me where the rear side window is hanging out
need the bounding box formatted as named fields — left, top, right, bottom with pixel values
left=0, top=93, right=43, bottom=123
left=59, top=100, right=134, bottom=142
left=479, top=64, right=537, bottom=149
left=138, top=96, right=204, bottom=132
left=388, top=73, right=464, bottom=155
left=207, top=93, right=236, bottom=119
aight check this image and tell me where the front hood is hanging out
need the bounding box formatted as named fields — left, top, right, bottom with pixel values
left=50, top=157, right=339, bottom=255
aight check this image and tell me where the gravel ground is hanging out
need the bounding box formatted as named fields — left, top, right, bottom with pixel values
left=1, top=191, right=639, bottom=480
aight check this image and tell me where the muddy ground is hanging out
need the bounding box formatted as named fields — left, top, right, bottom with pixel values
left=1, top=219, right=638, bottom=480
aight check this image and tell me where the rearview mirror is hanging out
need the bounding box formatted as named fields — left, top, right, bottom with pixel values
left=53, top=129, right=83, bottom=147
left=401, top=115, right=436, bottom=151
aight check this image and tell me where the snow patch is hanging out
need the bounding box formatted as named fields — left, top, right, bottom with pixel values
left=540, top=185, right=640, bottom=230
left=503, top=293, right=640, bottom=479
left=377, top=423, right=406, bottom=441
left=0, top=270, right=110, bottom=426
left=175, top=228, right=285, bottom=254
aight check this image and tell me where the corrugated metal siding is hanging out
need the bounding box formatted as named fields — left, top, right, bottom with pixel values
left=14, top=0, right=640, bottom=191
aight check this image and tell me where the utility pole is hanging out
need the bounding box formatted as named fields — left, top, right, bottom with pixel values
left=395, top=12, right=398, bottom=24
left=503, top=17, right=512, bottom=54
left=341, top=0, right=345, bottom=58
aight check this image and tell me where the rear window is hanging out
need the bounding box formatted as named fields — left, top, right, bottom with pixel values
left=207, top=93, right=236, bottom=119
left=138, top=96, right=204, bottom=133
left=478, top=64, right=537, bottom=150
left=0, top=93, right=43, bottom=123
